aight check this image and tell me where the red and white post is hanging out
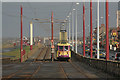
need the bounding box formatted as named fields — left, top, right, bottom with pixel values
left=30, top=21, right=33, bottom=50
left=106, top=0, right=109, bottom=60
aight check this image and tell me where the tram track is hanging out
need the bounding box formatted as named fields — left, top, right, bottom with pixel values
left=2, top=62, right=42, bottom=79
left=24, top=64, right=41, bottom=80
left=43, top=46, right=51, bottom=61
left=34, top=47, right=46, bottom=61
left=2, top=62, right=32, bottom=79
left=59, top=62, right=69, bottom=79
left=2, top=46, right=104, bottom=79
left=69, top=61, right=96, bottom=78
left=2, top=46, right=48, bottom=79
left=2, top=64, right=16, bottom=70
left=34, top=46, right=51, bottom=62
left=58, top=61, right=88, bottom=79
left=58, top=59, right=98, bottom=79
left=3, top=46, right=49, bottom=79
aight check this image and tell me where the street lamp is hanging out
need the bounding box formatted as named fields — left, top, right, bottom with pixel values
left=29, top=18, right=46, bottom=50
left=76, top=3, right=79, bottom=5
left=97, top=0, right=100, bottom=59
left=30, top=21, right=33, bottom=50
left=67, top=13, right=71, bottom=44
left=72, top=8, right=75, bottom=51
left=73, top=9, right=76, bottom=11
left=29, top=18, right=41, bottom=50
left=100, top=16, right=104, bottom=24
left=75, top=2, right=79, bottom=53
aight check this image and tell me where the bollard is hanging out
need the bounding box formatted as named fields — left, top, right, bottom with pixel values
left=110, top=45, right=112, bottom=50
left=114, top=47, right=116, bottom=51
left=51, top=45, right=55, bottom=61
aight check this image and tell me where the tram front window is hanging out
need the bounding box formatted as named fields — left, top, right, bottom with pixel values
left=64, top=46, right=68, bottom=51
left=59, top=46, right=63, bottom=51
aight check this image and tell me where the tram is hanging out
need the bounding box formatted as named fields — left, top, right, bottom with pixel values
left=56, top=24, right=71, bottom=61
left=57, top=42, right=71, bottom=60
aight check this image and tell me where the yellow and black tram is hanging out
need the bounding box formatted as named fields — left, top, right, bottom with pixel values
left=57, top=43, right=71, bottom=60
left=56, top=24, right=71, bottom=61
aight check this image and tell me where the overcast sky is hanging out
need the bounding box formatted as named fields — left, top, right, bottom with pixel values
left=2, top=2, right=118, bottom=38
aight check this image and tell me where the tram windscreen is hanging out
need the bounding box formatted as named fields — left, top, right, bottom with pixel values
left=59, top=46, right=63, bottom=51
left=64, top=46, right=68, bottom=51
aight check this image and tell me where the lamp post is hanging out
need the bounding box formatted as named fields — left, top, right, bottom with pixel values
left=67, top=13, right=71, bottom=44
left=30, top=21, right=33, bottom=50
left=72, top=9, right=75, bottom=51
left=100, top=16, right=104, bottom=24
left=65, top=18, right=68, bottom=40
left=75, top=2, right=79, bottom=53
left=97, top=0, right=100, bottom=59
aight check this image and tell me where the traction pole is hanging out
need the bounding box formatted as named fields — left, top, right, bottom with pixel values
left=51, top=11, right=54, bottom=61
left=20, top=6, right=23, bottom=62
left=106, top=0, right=109, bottom=60
left=90, top=0, right=93, bottom=58
left=83, top=3, right=85, bottom=56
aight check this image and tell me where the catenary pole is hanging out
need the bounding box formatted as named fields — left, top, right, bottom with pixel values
left=90, top=0, right=93, bottom=58
left=51, top=11, right=55, bottom=61
left=106, top=0, right=109, bottom=60
left=20, top=6, right=23, bottom=62
left=83, top=3, right=85, bottom=56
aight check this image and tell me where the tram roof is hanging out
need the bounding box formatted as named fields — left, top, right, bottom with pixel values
left=57, top=43, right=70, bottom=46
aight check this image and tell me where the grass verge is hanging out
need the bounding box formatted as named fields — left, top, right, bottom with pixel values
left=2, top=45, right=37, bottom=60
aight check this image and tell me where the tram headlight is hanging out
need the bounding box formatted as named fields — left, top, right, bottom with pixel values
left=59, top=52, right=61, bottom=56
left=67, top=52, right=69, bottom=56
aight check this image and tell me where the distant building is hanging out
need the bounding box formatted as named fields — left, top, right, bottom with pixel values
left=117, top=1, right=120, bottom=27
left=99, top=24, right=106, bottom=46
left=93, top=24, right=106, bottom=47
left=117, top=11, right=120, bottom=27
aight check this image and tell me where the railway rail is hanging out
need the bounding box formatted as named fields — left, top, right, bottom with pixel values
left=35, top=46, right=51, bottom=61
left=2, top=46, right=50, bottom=79
left=2, top=46, right=116, bottom=79
left=58, top=61, right=98, bottom=79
